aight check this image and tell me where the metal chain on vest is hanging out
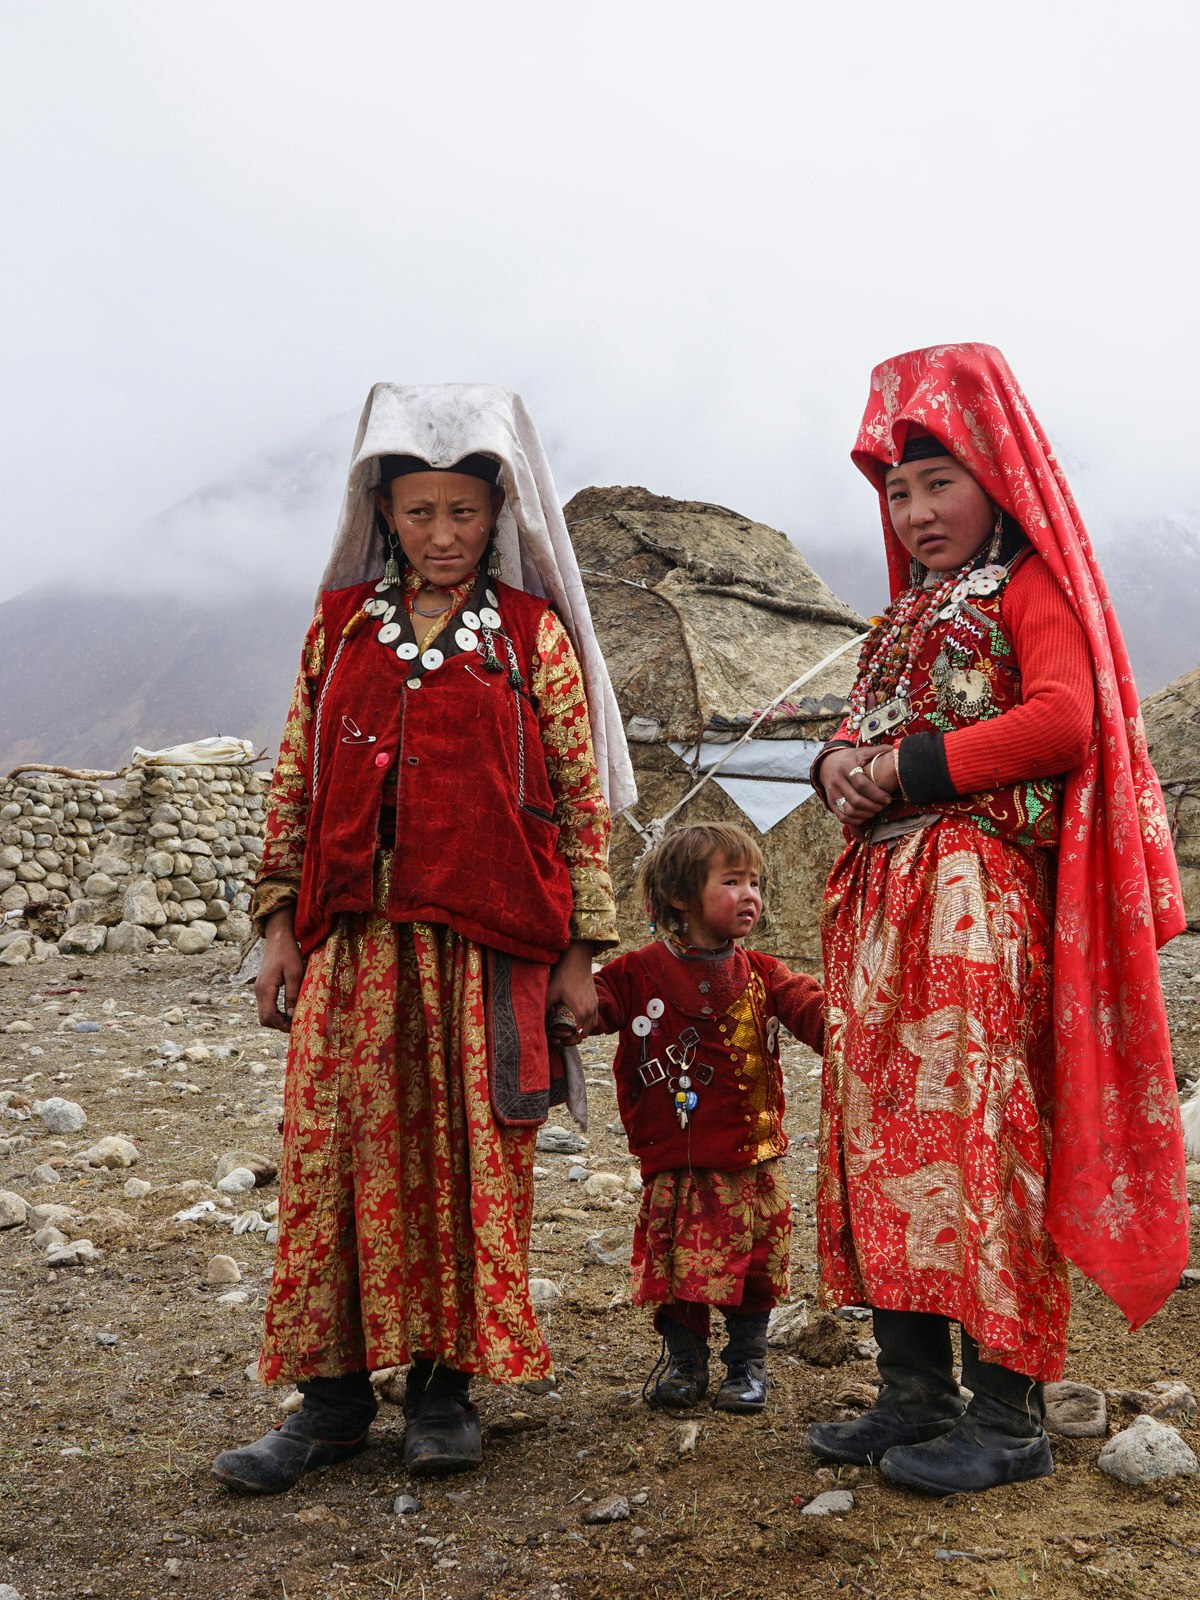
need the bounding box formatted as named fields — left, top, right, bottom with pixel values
left=311, top=631, right=351, bottom=799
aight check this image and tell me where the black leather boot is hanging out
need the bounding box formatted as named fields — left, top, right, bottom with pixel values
left=712, top=1311, right=770, bottom=1414
left=881, top=1332, right=1052, bottom=1494
left=212, top=1371, right=376, bottom=1494
left=807, top=1310, right=964, bottom=1466
left=647, top=1316, right=710, bottom=1409
left=402, top=1361, right=482, bottom=1477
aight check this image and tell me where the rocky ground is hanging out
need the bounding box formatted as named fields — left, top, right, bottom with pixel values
left=1, top=935, right=1199, bottom=1600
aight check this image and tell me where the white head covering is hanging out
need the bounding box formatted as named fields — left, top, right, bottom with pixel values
left=319, top=381, right=636, bottom=815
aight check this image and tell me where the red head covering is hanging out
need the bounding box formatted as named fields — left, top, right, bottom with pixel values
left=853, top=342, right=1187, bottom=1329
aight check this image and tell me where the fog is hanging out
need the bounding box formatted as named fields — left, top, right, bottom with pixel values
left=2, top=0, right=1198, bottom=607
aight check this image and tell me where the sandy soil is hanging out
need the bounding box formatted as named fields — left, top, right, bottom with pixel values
left=1, top=934, right=1199, bottom=1600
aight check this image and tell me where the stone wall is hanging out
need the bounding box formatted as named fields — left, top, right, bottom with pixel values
left=0, top=763, right=269, bottom=965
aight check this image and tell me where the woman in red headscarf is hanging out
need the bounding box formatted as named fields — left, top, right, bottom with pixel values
left=807, top=344, right=1186, bottom=1495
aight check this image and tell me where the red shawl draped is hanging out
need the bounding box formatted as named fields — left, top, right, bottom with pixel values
left=851, top=342, right=1187, bottom=1329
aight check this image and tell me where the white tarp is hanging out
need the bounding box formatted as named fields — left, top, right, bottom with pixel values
left=669, top=740, right=822, bottom=834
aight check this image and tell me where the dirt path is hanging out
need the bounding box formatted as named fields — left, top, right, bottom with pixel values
left=1, top=935, right=1198, bottom=1600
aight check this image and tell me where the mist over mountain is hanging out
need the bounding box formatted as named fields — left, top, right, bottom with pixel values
left=1, top=421, right=1195, bottom=776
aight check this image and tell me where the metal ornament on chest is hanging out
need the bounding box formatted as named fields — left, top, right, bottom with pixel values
left=634, top=1000, right=714, bottom=1129
left=361, top=575, right=503, bottom=691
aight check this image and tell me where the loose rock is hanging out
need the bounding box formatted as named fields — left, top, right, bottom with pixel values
left=123, top=1177, right=152, bottom=1199
left=216, top=1167, right=258, bottom=1195
left=529, top=1278, right=561, bottom=1305
left=215, top=1149, right=277, bottom=1186
left=801, top=1490, right=855, bottom=1516
left=206, top=1254, right=242, bottom=1285
left=0, top=1191, right=29, bottom=1228
left=536, top=1125, right=588, bottom=1155
left=1044, top=1381, right=1108, bottom=1438
left=32, top=1096, right=88, bottom=1135
left=766, top=1300, right=810, bottom=1347
left=29, top=1163, right=61, bottom=1186
left=583, top=1171, right=626, bottom=1200
left=394, top=1494, right=422, bottom=1515
left=82, top=1135, right=139, bottom=1169
left=44, top=1238, right=100, bottom=1267
left=582, top=1495, right=630, bottom=1524
left=584, top=1228, right=633, bottom=1268
left=1098, top=1415, right=1200, bottom=1484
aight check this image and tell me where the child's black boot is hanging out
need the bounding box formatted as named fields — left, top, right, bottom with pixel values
left=648, top=1316, right=710, bottom=1408
left=713, top=1311, right=770, bottom=1413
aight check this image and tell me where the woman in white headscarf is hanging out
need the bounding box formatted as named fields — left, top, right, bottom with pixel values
left=213, top=385, right=634, bottom=1492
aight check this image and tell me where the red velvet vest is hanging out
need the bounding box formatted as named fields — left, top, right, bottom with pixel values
left=293, top=579, right=574, bottom=964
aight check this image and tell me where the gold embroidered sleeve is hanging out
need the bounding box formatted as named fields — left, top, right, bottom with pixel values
left=531, top=609, right=619, bottom=947
left=250, top=615, right=324, bottom=934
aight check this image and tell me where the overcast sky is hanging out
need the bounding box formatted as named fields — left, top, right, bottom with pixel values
left=2, top=0, right=1197, bottom=605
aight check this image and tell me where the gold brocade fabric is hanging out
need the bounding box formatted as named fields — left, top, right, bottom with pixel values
left=818, top=821, right=1071, bottom=1381
left=632, top=1160, right=792, bottom=1308
left=259, top=911, right=547, bottom=1385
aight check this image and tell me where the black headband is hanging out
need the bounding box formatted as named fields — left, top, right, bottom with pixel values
left=377, top=453, right=502, bottom=487
left=898, top=430, right=953, bottom=464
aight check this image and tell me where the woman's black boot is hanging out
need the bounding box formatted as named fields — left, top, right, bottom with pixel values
left=712, top=1311, right=770, bottom=1413
left=647, top=1316, right=710, bottom=1409
left=807, top=1310, right=964, bottom=1466
left=402, top=1361, right=482, bottom=1477
left=880, top=1333, right=1052, bottom=1494
left=212, top=1371, right=377, bottom=1494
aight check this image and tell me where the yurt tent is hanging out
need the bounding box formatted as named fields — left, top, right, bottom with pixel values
left=568, top=486, right=867, bottom=963
left=1143, top=662, right=1200, bottom=929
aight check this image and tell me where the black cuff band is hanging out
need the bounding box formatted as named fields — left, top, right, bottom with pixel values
left=897, top=732, right=957, bottom=804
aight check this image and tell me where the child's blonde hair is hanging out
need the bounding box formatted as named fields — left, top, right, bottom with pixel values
left=636, top=822, right=765, bottom=935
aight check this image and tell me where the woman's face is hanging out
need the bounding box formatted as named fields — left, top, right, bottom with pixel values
left=883, top=457, right=995, bottom=573
left=378, top=471, right=502, bottom=587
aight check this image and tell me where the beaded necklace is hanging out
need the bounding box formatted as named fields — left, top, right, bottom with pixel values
left=846, top=530, right=1006, bottom=740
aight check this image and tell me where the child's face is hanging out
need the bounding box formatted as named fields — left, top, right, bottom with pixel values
left=678, top=853, right=763, bottom=948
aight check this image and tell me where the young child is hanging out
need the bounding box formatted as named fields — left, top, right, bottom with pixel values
left=593, top=823, right=824, bottom=1412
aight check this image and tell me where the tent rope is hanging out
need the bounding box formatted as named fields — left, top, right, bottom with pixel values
left=624, top=629, right=869, bottom=859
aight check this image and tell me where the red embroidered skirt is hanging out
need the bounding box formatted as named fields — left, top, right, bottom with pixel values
left=259, top=914, right=548, bottom=1385
left=818, top=820, right=1070, bottom=1381
left=632, top=1160, right=792, bottom=1310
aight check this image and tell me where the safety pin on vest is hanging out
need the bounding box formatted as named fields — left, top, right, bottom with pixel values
left=340, top=715, right=377, bottom=745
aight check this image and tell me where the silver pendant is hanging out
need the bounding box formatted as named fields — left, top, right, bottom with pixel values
left=860, top=696, right=910, bottom=741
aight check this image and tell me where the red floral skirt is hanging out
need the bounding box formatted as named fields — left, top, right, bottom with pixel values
left=632, top=1160, right=792, bottom=1311
left=259, top=914, right=548, bottom=1386
left=818, top=820, right=1070, bottom=1381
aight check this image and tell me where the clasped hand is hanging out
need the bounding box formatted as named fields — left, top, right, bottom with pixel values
left=821, top=744, right=901, bottom=836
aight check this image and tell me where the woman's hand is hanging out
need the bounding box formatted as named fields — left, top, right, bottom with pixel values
left=821, top=744, right=900, bottom=830
left=255, top=906, right=306, bottom=1031
left=547, top=939, right=598, bottom=1038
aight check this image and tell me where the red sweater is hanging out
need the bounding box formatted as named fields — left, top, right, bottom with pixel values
left=595, top=941, right=825, bottom=1179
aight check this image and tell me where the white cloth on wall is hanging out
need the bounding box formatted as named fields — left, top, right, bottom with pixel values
left=318, top=382, right=636, bottom=815
left=133, top=737, right=256, bottom=766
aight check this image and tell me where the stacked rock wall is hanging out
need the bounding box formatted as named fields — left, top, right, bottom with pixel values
left=0, top=763, right=269, bottom=964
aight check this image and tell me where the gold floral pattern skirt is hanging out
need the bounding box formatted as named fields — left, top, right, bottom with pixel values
left=258, top=914, right=548, bottom=1385
left=632, top=1160, right=792, bottom=1311
left=818, top=820, right=1070, bottom=1381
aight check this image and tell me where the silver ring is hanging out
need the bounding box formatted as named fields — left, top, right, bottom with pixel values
left=836, top=796, right=848, bottom=810
left=849, top=765, right=865, bottom=778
